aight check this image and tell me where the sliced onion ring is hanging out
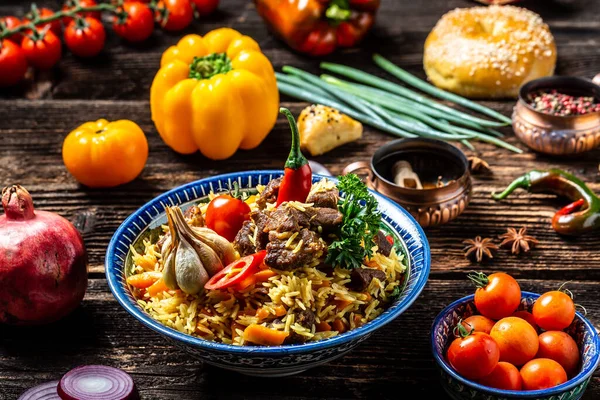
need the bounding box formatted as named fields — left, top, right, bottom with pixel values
left=58, top=365, right=139, bottom=400
left=18, top=380, right=60, bottom=400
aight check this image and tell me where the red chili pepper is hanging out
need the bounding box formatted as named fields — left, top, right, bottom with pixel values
left=204, top=250, right=267, bottom=291
left=385, top=235, right=394, bottom=245
left=277, top=108, right=312, bottom=206
left=254, top=0, right=380, bottom=56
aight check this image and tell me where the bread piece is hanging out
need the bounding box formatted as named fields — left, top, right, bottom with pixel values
left=297, top=105, right=363, bottom=156
left=423, top=5, right=556, bottom=99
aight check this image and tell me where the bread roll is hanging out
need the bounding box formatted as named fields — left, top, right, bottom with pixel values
left=424, top=5, right=556, bottom=99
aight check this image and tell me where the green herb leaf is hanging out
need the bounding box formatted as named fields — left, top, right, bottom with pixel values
left=388, top=286, right=401, bottom=302
left=326, top=174, right=381, bottom=269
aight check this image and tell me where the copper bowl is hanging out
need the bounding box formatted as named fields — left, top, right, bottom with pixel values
left=343, top=138, right=472, bottom=228
left=512, top=73, right=600, bottom=155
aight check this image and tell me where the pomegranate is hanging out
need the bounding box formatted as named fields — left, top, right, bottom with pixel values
left=0, top=185, right=88, bottom=325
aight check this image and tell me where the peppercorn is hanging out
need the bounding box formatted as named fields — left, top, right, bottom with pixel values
left=527, top=89, right=600, bottom=116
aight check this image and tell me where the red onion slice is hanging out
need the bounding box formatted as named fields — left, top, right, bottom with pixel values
left=57, top=365, right=139, bottom=400
left=18, top=381, right=60, bottom=400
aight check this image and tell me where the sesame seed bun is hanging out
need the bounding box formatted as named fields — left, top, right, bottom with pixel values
left=423, top=5, right=556, bottom=99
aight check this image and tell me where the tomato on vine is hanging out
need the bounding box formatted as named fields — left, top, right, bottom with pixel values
left=64, top=17, right=106, bottom=58
left=155, top=0, right=194, bottom=32
left=468, top=271, right=521, bottom=320
left=205, top=183, right=251, bottom=242
left=0, top=16, right=23, bottom=44
left=532, top=285, right=577, bottom=331
left=24, top=7, right=62, bottom=37
left=21, top=28, right=62, bottom=70
left=0, top=39, right=28, bottom=87
left=191, top=0, right=219, bottom=16
left=113, top=1, right=155, bottom=43
left=62, top=0, right=102, bottom=26
left=446, top=322, right=500, bottom=380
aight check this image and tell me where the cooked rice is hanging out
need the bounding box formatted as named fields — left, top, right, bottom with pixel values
left=130, top=181, right=408, bottom=346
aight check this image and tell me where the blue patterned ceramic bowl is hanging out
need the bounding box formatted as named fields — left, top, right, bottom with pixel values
left=431, top=292, right=600, bottom=400
left=106, top=170, right=431, bottom=377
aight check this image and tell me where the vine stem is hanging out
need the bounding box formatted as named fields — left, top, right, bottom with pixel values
left=0, top=4, right=118, bottom=40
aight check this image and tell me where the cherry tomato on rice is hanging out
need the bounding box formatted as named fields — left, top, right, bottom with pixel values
left=204, top=251, right=266, bottom=291
left=460, top=315, right=496, bottom=335
left=478, top=361, right=523, bottom=391
left=113, top=1, right=155, bottom=43
left=533, top=289, right=576, bottom=331
left=520, top=358, right=567, bottom=390
left=490, top=317, right=539, bottom=366
left=64, top=17, right=106, bottom=58
left=447, top=330, right=500, bottom=380
left=21, top=29, right=62, bottom=70
left=156, top=0, right=194, bottom=32
left=205, top=190, right=251, bottom=242
left=191, top=0, right=219, bottom=16
left=0, top=16, right=23, bottom=43
left=537, top=331, right=580, bottom=376
left=0, top=40, right=28, bottom=87
left=469, top=271, right=521, bottom=320
left=62, top=0, right=102, bottom=26
left=23, top=8, right=62, bottom=37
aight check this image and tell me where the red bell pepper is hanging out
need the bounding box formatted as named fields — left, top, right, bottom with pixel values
left=254, top=0, right=380, bottom=56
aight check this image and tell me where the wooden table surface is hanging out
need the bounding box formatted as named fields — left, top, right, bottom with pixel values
left=1, top=0, right=599, bottom=398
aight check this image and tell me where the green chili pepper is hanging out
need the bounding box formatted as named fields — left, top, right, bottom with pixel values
left=492, top=169, right=600, bottom=236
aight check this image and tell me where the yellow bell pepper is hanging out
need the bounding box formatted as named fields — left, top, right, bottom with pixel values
left=150, top=28, right=279, bottom=160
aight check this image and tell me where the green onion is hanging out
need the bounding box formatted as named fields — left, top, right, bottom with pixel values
left=320, top=62, right=507, bottom=128
left=281, top=67, right=473, bottom=141
left=372, top=54, right=512, bottom=125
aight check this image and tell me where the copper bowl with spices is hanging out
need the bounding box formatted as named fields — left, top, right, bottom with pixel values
left=343, top=138, right=472, bottom=228
left=512, top=74, right=600, bottom=155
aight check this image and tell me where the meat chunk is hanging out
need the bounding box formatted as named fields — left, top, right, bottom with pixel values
left=184, top=205, right=204, bottom=227
left=374, top=230, right=393, bottom=257
left=350, top=268, right=387, bottom=292
left=265, top=229, right=325, bottom=270
left=307, top=187, right=339, bottom=209
left=264, top=205, right=310, bottom=233
left=250, top=211, right=270, bottom=250
left=234, top=221, right=256, bottom=256
left=308, top=207, right=343, bottom=232
left=256, top=177, right=281, bottom=209
left=286, top=309, right=317, bottom=344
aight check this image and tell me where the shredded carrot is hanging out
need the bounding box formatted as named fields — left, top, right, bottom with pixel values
left=253, top=269, right=277, bottom=282
left=273, top=305, right=287, bottom=317
left=147, top=278, right=169, bottom=296
left=316, top=321, right=332, bottom=332
left=313, top=280, right=331, bottom=289
left=332, top=319, right=347, bottom=333
left=243, top=324, right=289, bottom=346
left=256, top=307, right=270, bottom=320
left=353, top=314, right=364, bottom=328
left=332, top=299, right=354, bottom=312
left=127, top=271, right=162, bottom=289
left=236, top=275, right=256, bottom=290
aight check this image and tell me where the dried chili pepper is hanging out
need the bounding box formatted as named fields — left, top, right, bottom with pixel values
left=492, top=169, right=600, bottom=236
left=277, top=108, right=313, bottom=206
left=253, top=0, right=380, bottom=56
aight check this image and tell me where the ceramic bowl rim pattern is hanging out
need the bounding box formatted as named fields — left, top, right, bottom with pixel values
left=106, top=170, right=431, bottom=356
left=431, top=291, right=600, bottom=398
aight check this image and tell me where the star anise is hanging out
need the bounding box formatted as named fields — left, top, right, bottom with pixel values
left=499, top=227, right=538, bottom=254
left=468, top=156, right=491, bottom=175
left=463, top=236, right=498, bottom=263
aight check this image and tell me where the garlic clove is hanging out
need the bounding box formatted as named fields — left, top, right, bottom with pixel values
left=174, top=236, right=209, bottom=295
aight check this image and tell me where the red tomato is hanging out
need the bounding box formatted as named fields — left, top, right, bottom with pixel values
left=447, top=331, right=500, bottom=380
left=205, top=193, right=251, bottom=242
left=0, top=40, right=28, bottom=87
left=460, top=315, right=496, bottom=335
left=537, top=331, right=580, bottom=376
left=64, top=17, right=106, bottom=58
left=520, top=358, right=567, bottom=390
left=532, top=290, right=576, bottom=331
left=469, top=272, right=521, bottom=320
left=511, top=310, right=539, bottom=332
left=62, top=0, right=102, bottom=26
left=113, top=1, right=154, bottom=43
left=191, top=0, right=219, bottom=16
left=24, top=8, right=62, bottom=37
left=490, top=317, right=539, bottom=366
left=478, top=361, right=523, bottom=391
left=156, top=0, right=194, bottom=31
left=204, top=251, right=266, bottom=291
left=21, top=29, right=62, bottom=70
left=0, top=16, right=23, bottom=43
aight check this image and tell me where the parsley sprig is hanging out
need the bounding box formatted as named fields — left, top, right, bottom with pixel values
left=326, top=174, right=381, bottom=269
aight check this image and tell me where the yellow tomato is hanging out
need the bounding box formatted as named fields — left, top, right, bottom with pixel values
left=62, top=119, right=149, bottom=188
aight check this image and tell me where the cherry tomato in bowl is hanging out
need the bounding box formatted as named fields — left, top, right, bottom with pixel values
left=446, top=329, right=500, bottom=380
left=469, top=271, right=521, bottom=320
left=533, top=289, right=576, bottom=331
left=537, top=331, right=580, bottom=376
left=205, top=186, right=251, bottom=242
left=520, top=358, right=568, bottom=390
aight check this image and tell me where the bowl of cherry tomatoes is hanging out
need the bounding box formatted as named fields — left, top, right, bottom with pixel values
left=431, top=272, right=599, bottom=400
